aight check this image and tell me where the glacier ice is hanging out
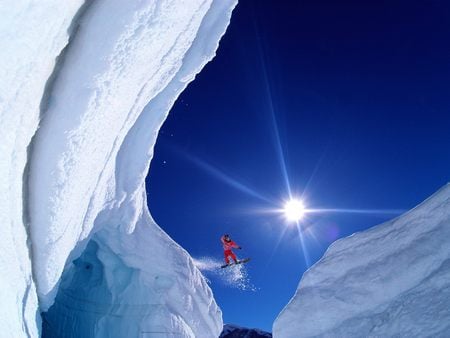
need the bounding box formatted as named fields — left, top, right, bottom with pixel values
left=0, top=0, right=237, bottom=337
left=0, top=1, right=84, bottom=336
left=273, top=183, right=450, bottom=337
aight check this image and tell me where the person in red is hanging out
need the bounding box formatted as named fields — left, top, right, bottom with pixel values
left=221, top=234, right=241, bottom=265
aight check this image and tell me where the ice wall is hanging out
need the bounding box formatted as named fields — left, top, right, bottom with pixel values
left=0, top=2, right=84, bottom=336
left=0, top=0, right=237, bottom=337
left=273, top=184, right=450, bottom=337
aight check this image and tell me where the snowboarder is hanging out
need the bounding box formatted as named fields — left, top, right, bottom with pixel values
left=221, top=234, right=241, bottom=266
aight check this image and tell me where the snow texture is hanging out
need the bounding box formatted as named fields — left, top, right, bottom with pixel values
left=274, top=183, right=450, bottom=337
left=0, top=2, right=83, bottom=336
left=0, top=0, right=237, bottom=337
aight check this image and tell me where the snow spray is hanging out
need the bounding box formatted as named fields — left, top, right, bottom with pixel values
left=193, top=257, right=257, bottom=291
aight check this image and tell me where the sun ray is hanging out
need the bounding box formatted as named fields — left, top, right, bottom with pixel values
left=295, top=220, right=311, bottom=267
left=171, top=146, right=275, bottom=204
left=308, top=208, right=406, bottom=215
left=252, top=16, right=292, bottom=199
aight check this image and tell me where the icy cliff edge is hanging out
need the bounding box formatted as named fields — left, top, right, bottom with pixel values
left=0, top=0, right=237, bottom=337
left=273, top=183, right=450, bottom=337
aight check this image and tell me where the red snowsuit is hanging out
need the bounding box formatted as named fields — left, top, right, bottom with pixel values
left=221, top=235, right=240, bottom=264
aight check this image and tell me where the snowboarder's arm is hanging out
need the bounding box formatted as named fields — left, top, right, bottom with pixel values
left=230, top=241, right=241, bottom=249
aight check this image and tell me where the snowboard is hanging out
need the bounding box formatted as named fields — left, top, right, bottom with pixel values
left=220, top=258, right=251, bottom=269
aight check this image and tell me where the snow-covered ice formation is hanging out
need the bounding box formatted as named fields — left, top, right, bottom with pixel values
left=0, top=0, right=237, bottom=337
left=274, top=183, right=450, bottom=337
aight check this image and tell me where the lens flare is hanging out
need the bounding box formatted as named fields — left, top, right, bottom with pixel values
left=284, top=199, right=306, bottom=222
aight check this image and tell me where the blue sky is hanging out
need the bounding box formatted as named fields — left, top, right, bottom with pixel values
left=147, top=1, right=450, bottom=332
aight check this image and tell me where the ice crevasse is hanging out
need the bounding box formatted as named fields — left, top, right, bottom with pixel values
left=0, top=1, right=238, bottom=337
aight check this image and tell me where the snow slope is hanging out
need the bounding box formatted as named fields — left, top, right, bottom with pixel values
left=273, top=183, right=450, bottom=337
left=0, top=1, right=237, bottom=337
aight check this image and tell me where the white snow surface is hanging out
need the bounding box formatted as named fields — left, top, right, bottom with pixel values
left=273, top=183, right=450, bottom=337
left=0, top=0, right=237, bottom=337
left=0, top=2, right=83, bottom=337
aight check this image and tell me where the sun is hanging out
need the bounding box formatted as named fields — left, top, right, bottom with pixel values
left=284, top=199, right=306, bottom=222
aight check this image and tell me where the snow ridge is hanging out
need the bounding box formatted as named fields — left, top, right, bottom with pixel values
left=21, top=0, right=95, bottom=314
left=274, top=183, right=450, bottom=337
left=1, top=0, right=237, bottom=337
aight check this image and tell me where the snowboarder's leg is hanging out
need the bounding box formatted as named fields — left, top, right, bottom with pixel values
left=224, top=250, right=231, bottom=264
left=230, top=251, right=238, bottom=264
